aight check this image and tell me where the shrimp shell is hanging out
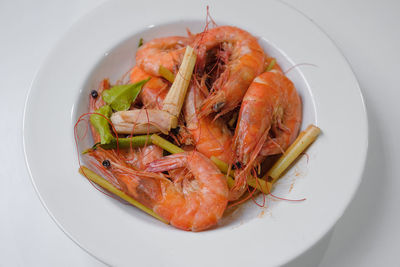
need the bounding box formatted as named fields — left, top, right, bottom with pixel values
left=196, top=26, right=266, bottom=118
left=183, top=83, right=234, bottom=163
left=231, top=70, right=301, bottom=199
left=136, top=36, right=191, bottom=77
left=85, top=149, right=228, bottom=231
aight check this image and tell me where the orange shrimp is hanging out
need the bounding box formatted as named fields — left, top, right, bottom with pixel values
left=136, top=36, right=191, bottom=77
left=231, top=70, right=301, bottom=197
left=119, top=145, right=163, bottom=170
left=89, top=79, right=110, bottom=143
left=86, top=149, right=228, bottom=231
left=85, top=147, right=165, bottom=208
left=196, top=26, right=265, bottom=117
left=130, top=66, right=169, bottom=109
left=184, top=83, right=234, bottom=163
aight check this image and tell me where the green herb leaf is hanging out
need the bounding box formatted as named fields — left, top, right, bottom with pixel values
left=102, top=79, right=150, bottom=111
left=138, top=38, right=144, bottom=47
left=90, top=105, right=113, bottom=144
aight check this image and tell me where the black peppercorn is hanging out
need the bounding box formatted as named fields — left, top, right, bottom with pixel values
left=91, top=90, right=98, bottom=99
left=102, top=159, right=111, bottom=168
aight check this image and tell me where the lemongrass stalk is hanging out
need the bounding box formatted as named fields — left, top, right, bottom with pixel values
left=225, top=176, right=235, bottom=188
left=83, top=135, right=152, bottom=153
left=159, top=65, right=175, bottom=83
left=210, top=156, right=233, bottom=175
left=111, top=109, right=177, bottom=135
left=150, top=135, right=184, bottom=154
left=266, top=58, right=276, bottom=71
left=79, top=166, right=168, bottom=224
left=208, top=157, right=234, bottom=186
left=267, top=124, right=321, bottom=183
left=115, top=135, right=151, bottom=148
left=138, top=38, right=143, bottom=47
left=210, top=156, right=271, bottom=194
left=247, top=176, right=273, bottom=194
left=162, top=46, right=196, bottom=122
left=100, top=135, right=152, bottom=149
left=228, top=112, right=238, bottom=128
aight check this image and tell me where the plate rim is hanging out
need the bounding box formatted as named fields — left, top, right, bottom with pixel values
left=23, top=0, right=368, bottom=266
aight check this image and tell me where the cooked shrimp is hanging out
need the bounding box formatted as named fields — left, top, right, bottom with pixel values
left=196, top=26, right=265, bottom=117
left=146, top=151, right=228, bottom=231
left=184, top=83, right=234, bottom=163
left=130, top=66, right=169, bottom=109
left=119, top=145, right=163, bottom=170
left=86, top=149, right=228, bottom=231
left=139, top=145, right=164, bottom=168
left=136, top=36, right=191, bottom=77
left=85, top=147, right=165, bottom=209
left=231, top=70, right=301, bottom=197
left=89, top=79, right=110, bottom=143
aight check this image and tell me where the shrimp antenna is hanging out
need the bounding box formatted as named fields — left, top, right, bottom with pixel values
left=284, top=63, right=318, bottom=75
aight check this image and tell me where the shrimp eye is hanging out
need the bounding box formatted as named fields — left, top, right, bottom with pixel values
left=213, top=102, right=225, bottom=112
left=102, top=159, right=111, bottom=168
left=91, top=90, right=98, bottom=99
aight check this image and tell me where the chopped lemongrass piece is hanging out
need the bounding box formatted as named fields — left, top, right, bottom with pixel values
left=210, top=156, right=233, bottom=175
left=266, top=58, right=276, bottom=71
left=162, top=46, right=196, bottom=121
left=82, top=135, right=152, bottom=153
left=228, top=112, right=238, bottom=129
left=100, top=135, right=152, bottom=149
left=111, top=109, right=177, bottom=135
left=210, top=156, right=270, bottom=194
left=247, top=176, right=273, bottom=194
left=151, top=135, right=184, bottom=154
left=138, top=38, right=144, bottom=47
left=114, top=135, right=151, bottom=148
left=225, top=175, right=235, bottom=188
left=79, top=166, right=168, bottom=224
left=267, top=124, right=321, bottom=183
left=159, top=65, right=175, bottom=83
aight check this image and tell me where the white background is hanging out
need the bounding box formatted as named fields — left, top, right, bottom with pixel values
left=1, top=0, right=399, bottom=266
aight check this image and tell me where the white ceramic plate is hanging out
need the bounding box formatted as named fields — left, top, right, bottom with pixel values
left=23, top=0, right=368, bottom=266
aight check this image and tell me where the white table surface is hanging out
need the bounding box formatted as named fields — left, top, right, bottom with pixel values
left=1, top=0, right=399, bottom=266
